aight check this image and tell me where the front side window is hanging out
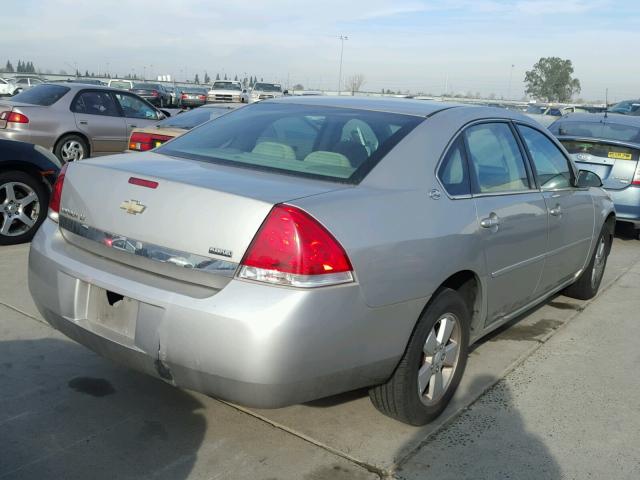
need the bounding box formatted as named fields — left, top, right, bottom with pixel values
left=157, top=103, right=422, bottom=183
left=114, top=93, right=159, bottom=120
left=71, top=91, right=120, bottom=116
left=518, top=125, right=572, bottom=190
left=438, top=137, right=470, bottom=196
left=465, top=123, right=530, bottom=194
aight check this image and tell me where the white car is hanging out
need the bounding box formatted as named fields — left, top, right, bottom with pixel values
left=11, top=76, right=44, bottom=94
left=0, top=78, right=18, bottom=96
left=107, top=79, right=134, bottom=90
left=241, top=82, right=285, bottom=103
left=206, top=80, right=243, bottom=103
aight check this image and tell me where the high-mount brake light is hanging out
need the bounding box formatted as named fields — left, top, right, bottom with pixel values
left=238, top=204, right=354, bottom=288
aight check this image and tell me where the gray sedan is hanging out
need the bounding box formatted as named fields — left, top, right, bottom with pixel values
left=0, top=83, right=167, bottom=162
left=28, top=97, right=615, bottom=425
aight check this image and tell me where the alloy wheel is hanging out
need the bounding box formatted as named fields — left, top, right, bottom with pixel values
left=0, top=181, right=40, bottom=237
left=61, top=140, right=85, bottom=162
left=591, top=236, right=606, bottom=289
left=418, top=313, right=461, bottom=406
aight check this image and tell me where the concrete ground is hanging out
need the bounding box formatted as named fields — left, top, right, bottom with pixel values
left=1, top=228, right=639, bottom=479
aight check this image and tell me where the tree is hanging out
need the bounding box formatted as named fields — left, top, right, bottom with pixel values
left=59, top=69, right=67, bottom=75
left=194, top=73, right=200, bottom=84
left=292, top=83, right=304, bottom=91
left=204, top=72, right=211, bottom=84
left=524, top=57, right=581, bottom=102
left=224, top=73, right=227, bottom=80
left=345, top=74, right=365, bottom=95
left=234, top=74, right=238, bottom=81
left=4, top=60, right=14, bottom=73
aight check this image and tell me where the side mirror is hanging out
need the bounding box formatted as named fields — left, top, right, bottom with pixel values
left=576, top=169, right=603, bottom=188
left=159, top=109, right=171, bottom=119
left=283, top=89, right=289, bottom=95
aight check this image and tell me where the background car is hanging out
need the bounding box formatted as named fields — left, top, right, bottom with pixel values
left=128, top=103, right=241, bottom=151
left=0, top=139, right=60, bottom=244
left=164, top=85, right=179, bottom=107
left=12, top=76, right=44, bottom=94
left=130, top=82, right=172, bottom=107
left=241, top=82, right=284, bottom=103
left=0, top=78, right=18, bottom=97
left=207, top=80, right=243, bottom=103
left=179, top=87, right=207, bottom=108
left=30, top=97, right=614, bottom=427
left=525, top=104, right=590, bottom=127
left=0, top=83, right=168, bottom=162
left=608, top=99, right=640, bottom=116
left=107, top=79, right=134, bottom=90
left=550, top=112, right=640, bottom=237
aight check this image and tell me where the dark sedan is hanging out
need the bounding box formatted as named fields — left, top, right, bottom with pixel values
left=130, top=83, right=172, bottom=107
left=179, top=87, right=208, bottom=108
left=1, top=139, right=60, bottom=244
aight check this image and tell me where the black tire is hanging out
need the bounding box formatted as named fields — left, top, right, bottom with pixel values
left=0, top=170, right=48, bottom=245
left=563, top=225, right=612, bottom=300
left=369, top=288, right=470, bottom=425
left=54, top=134, right=88, bottom=163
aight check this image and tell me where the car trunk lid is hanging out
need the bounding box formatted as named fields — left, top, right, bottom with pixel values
left=559, top=138, right=640, bottom=190
left=58, top=152, right=346, bottom=287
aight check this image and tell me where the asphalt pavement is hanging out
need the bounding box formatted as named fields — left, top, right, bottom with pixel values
left=1, top=231, right=639, bottom=479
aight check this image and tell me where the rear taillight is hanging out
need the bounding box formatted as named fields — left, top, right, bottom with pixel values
left=181, top=93, right=188, bottom=99
left=48, top=163, right=68, bottom=222
left=238, top=204, right=353, bottom=288
left=0, top=111, right=29, bottom=123
left=151, top=90, right=159, bottom=97
left=632, top=164, right=640, bottom=186
left=128, top=132, right=173, bottom=151
left=198, top=95, right=206, bottom=101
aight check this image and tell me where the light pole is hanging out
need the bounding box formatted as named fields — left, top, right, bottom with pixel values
left=337, top=35, right=348, bottom=96
left=507, top=64, right=515, bottom=100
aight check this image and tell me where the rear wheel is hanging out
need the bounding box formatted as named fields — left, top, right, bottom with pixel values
left=563, top=226, right=612, bottom=300
left=55, top=134, right=88, bottom=163
left=0, top=170, right=48, bottom=245
left=369, top=288, right=470, bottom=425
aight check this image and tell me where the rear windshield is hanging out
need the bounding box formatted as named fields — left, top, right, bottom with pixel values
left=550, top=120, right=640, bottom=143
left=10, top=84, right=70, bottom=106
left=157, top=103, right=422, bottom=183
left=133, top=83, right=160, bottom=89
left=182, top=88, right=207, bottom=94
left=109, top=81, right=131, bottom=89
left=560, top=140, right=640, bottom=161
left=157, top=107, right=231, bottom=129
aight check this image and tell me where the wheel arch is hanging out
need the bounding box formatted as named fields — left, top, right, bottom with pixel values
left=53, top=131, right=92, bottom=158
left=0, top=163, right=53, bottom=195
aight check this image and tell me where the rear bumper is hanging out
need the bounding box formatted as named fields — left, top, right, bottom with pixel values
left=179, top=99, right=205, bottom=107
left=28, top=220, right=418, bottom=407
left=609, top=187, right=640, bottom=226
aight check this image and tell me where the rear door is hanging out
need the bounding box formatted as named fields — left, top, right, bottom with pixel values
left=71, top=90, right=126, bottom=154
left=466, top=122, right=549, bottom=324
left=517, top=124, right=595, bottom=290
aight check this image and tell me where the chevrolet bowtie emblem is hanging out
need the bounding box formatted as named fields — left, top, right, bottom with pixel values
left=120, top=199, right=146, bottom=215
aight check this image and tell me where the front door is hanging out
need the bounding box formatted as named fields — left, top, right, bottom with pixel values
left=465, top=122, right=549, bottom=324
left=516, top=124, right=595, bottom=290
left=71, top=90, right=126, bottom=154
left=113, top=92, right=162, bottom=139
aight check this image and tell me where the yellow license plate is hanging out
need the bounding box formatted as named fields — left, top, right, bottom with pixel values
left=608, top=151, right=632, bottom=160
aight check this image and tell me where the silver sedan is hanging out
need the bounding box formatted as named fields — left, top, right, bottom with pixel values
left=28, top=97, right=615, bottom=425
left=0, top=83, right=167, bottom=162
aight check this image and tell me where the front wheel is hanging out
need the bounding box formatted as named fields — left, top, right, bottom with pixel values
left=369, top=288, right=470, bottom=425
left=0, top=170, right=48, bottom=245
left=563, top=226, right=612, bottom=300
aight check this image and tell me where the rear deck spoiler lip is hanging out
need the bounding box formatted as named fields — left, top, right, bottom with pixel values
left=556, top=135, right=640, bottom=151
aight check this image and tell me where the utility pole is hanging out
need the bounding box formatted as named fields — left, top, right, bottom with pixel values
left=507, top=64, right=515, bottom=99
left=337, top=35, right=348, bottom=96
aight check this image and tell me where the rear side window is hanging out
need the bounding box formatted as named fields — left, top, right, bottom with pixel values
left=10, top=84, right=70, bottom=106
left=464, top=123, right=530, bottom=194
left=157, top=103, right=422, bottom=183
left=438, top=137, right=470, bottom=196
left=71, top=91, right=120, bottom=116
left=518, top=125, right=572, bottom=190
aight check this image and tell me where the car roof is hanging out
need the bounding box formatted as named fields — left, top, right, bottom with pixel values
left=265, top=95, right=466, bottom=117
left=556, top=112, right=640, bottom=126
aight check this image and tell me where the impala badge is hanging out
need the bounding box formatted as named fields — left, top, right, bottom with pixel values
left=120, top=199, right=146, bottom=215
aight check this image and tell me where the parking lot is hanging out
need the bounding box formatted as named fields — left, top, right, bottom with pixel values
left=1, top=226, right=639, bottom=480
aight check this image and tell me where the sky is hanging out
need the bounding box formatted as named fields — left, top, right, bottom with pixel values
left=3, top=0, right=640, bottom=101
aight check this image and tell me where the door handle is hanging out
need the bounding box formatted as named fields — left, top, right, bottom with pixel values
left=128, top=124, right=137, bottom=128
left=79, top=121, right=88, bottom=125
left=480, top=213, right=501, bottom=229
left=549, top=205, right=562, bottom=216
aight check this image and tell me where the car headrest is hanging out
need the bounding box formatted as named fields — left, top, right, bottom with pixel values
left=252, top=141, right=296, bottom=160
left=304, top=151, right=351, bottom=168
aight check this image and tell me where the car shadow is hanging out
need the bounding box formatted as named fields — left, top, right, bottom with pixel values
left=394, top=375, right=562, bottom=479
left=614, top=222, right=638, bottom=241
left=0, top=338, right=206, bottom=480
